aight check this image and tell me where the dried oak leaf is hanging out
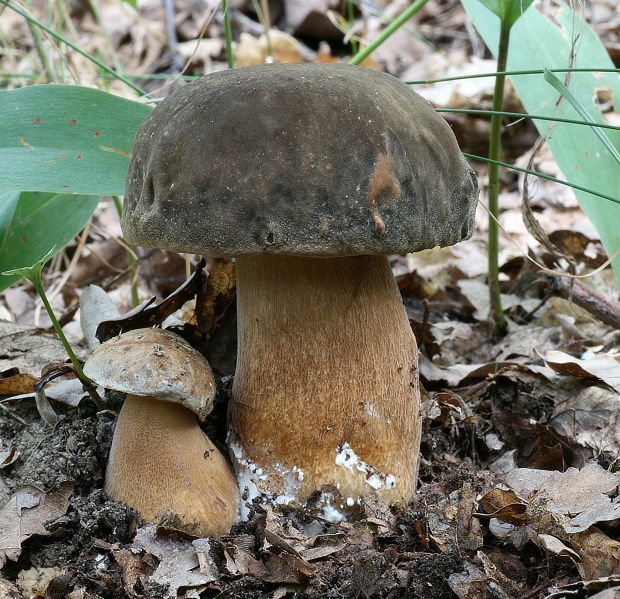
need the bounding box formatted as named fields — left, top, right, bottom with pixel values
left=127, top=525, right=219, bottom=598
left=550, top=385, right=620, bottom=459
left=0, top=482, right=73, bottom=567
left=488, top=464, right=620, bottom=578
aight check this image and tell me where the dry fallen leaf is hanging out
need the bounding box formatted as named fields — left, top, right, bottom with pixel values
left=0, top=482, right=73, bottom=568
left=0, top=321, right=86, bottom=379
left=476, top=487, right=527, bottom=526
left=0, top=447, right=19, bottom=469
left=128, top=525, right=218, bottom=598
left=485, top=464, right=620, bottom=580
left=550, top=385, right=620, bottom=461
left=543, top=349, right=620, bottom=393
left=0, top=373, right=39, bottom=396
left=526, top=464, right=620, bottom=535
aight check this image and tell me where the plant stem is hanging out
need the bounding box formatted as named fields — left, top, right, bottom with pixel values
left=86, top=0, right=126, bottom=75
left=31, top=276, right=89, bottom=382
left=25, top=14, right=55, bottom=82
left=463, top=153, right=620, bottom=206
left=223, top=0, right=234, bottom=69
left=346, top=0, right=358, bottom=56
left=487, top=18, right=511, bottom=333
left=348, top=0, right=430, bottom=66
left=440, top=108, right=620, bottom=131
left=408, top=67, right=620, bottom=86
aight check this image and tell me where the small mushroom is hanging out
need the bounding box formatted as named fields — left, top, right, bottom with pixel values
left=84, top=328, right=239, bottom=536
left=121, top=63, right=479, bottom=518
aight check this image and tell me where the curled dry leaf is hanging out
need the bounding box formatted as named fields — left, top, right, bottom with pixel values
left=543, top=350, right=620, bottom=393
left=531, top=532, right=580, bottom=561
left=476, top=487, right=527, bottom=526
left=0, top=446, right=19, bottom=469
left=95, top=267, right=206, bottom=343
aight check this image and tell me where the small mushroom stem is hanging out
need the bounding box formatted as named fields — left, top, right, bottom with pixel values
left=106, top=394, right=238, bottom=536
left=230, top=254, right=421, bottom=513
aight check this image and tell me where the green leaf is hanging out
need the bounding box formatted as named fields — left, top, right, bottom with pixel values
left=461, top=0, right=620, bottom=285
left=2, top=246, right=57, bottom=281
left=0, top=191, right=100, bottom=292
left=0, top=85, right=151, bottom=196
left=475, top=0, right=535, bottom=28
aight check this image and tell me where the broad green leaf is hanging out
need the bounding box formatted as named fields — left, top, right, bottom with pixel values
left=476, top=0, right=535, bottom=28
left=460, top=0, right=620, bottom=284
left=0, top=85, right=151, bottom=195
left=0, top=192, right=19, bottom=240
left=0, top=191, right=100, bottom=292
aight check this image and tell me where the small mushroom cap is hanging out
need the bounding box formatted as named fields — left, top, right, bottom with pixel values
left=123, top=62, right=478, bottom=257
left=84, top=328, right=214, bottom=421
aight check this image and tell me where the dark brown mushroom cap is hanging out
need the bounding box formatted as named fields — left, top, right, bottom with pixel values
left=123, top=62, right=478, bottom=257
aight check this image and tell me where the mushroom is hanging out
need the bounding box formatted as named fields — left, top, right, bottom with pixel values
left=83, top=328, right=239, bottom=536
left=121, top=63, right=478, bottom=518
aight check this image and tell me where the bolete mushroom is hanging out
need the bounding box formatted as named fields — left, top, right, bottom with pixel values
left=121, top=63, right=478, bottom=518
left=83, top=328, right=239, bottom=536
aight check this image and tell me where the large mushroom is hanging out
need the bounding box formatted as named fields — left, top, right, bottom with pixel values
left=83, top=328, right=239, bottom=536
left=122, top=63, right=478, bottom=518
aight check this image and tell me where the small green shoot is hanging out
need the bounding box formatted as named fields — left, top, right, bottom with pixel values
left=2, top=247, right=89, bottom=384
left=468, top=0, right=536, bottom=334
left=476, top=0, right=535, bottom=29
left=223, top=0, right=234, bottom=69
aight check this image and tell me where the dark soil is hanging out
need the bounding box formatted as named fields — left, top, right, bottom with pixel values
left=0, top=380, right=576, bottom=598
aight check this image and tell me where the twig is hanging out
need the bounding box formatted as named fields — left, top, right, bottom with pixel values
left=418, top=298, right=431, bottom=354
left=544, top=273, right=620, bottom=329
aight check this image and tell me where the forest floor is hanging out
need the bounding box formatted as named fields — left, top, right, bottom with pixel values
left=1, top=0, right=620, bottom=597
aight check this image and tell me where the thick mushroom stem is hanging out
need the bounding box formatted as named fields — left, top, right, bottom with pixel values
left=230, top=254, right=421, bottom=515
left=106, top=394, right=238, bottom=536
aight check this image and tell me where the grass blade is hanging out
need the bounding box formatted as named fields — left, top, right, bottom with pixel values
left=543, top=68, right=620, bottom=166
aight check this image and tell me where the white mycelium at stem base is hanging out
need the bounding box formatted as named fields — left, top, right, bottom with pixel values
left=229, top=254, right=421, bottom=517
